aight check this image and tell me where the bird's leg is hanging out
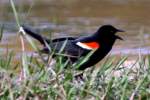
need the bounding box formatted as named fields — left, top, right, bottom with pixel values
left=74, top=71, right=85, bottom=81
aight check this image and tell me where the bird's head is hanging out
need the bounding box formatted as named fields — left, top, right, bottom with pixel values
left=96, top=25, right=124, bottom=40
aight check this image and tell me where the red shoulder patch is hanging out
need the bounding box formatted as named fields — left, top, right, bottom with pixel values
left=82, top=42, right=100, bottom=49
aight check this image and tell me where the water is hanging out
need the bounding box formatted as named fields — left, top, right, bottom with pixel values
left=0, top=0, right=150, bottom=58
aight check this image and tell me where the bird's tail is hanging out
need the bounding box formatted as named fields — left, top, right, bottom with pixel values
left=19, top=25, right=50, bottom=45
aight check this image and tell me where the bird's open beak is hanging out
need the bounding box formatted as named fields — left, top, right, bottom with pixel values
left=115, top=29, right=124, bottom=40
left=115, top=35, right=123, bottom=40
left=117, top=29, right=125, bottom=32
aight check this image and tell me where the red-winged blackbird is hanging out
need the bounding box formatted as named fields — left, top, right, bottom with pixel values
left=20, top=25, right=124, bottom=70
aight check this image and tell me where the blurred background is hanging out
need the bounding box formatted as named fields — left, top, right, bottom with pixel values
left=0, top=0, right=150, bottom=58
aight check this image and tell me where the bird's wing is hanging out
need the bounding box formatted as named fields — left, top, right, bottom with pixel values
left=52, top=36, right=100, bottom=57
left=52, top=37, right=77, bottom=42
left=50, top=39, right=90, bottom=57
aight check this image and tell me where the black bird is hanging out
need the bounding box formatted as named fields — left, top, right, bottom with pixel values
left=20, top=25, right=124, bottom=70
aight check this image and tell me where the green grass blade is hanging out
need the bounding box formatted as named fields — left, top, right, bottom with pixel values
left=75, top=49, right=96, bottom=69
left=5, top=52, right=14, bottom=69
left=10, top=0, right=21, bottom=28
left=25, top=35, right=39, bottom=51
left=120, top=77, right=128, bottom=100
left=0, top=24, right=4, bottom=42
left=59, top=39, right=68, bottom=53
left=115, top=56, right=128, bottom=69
